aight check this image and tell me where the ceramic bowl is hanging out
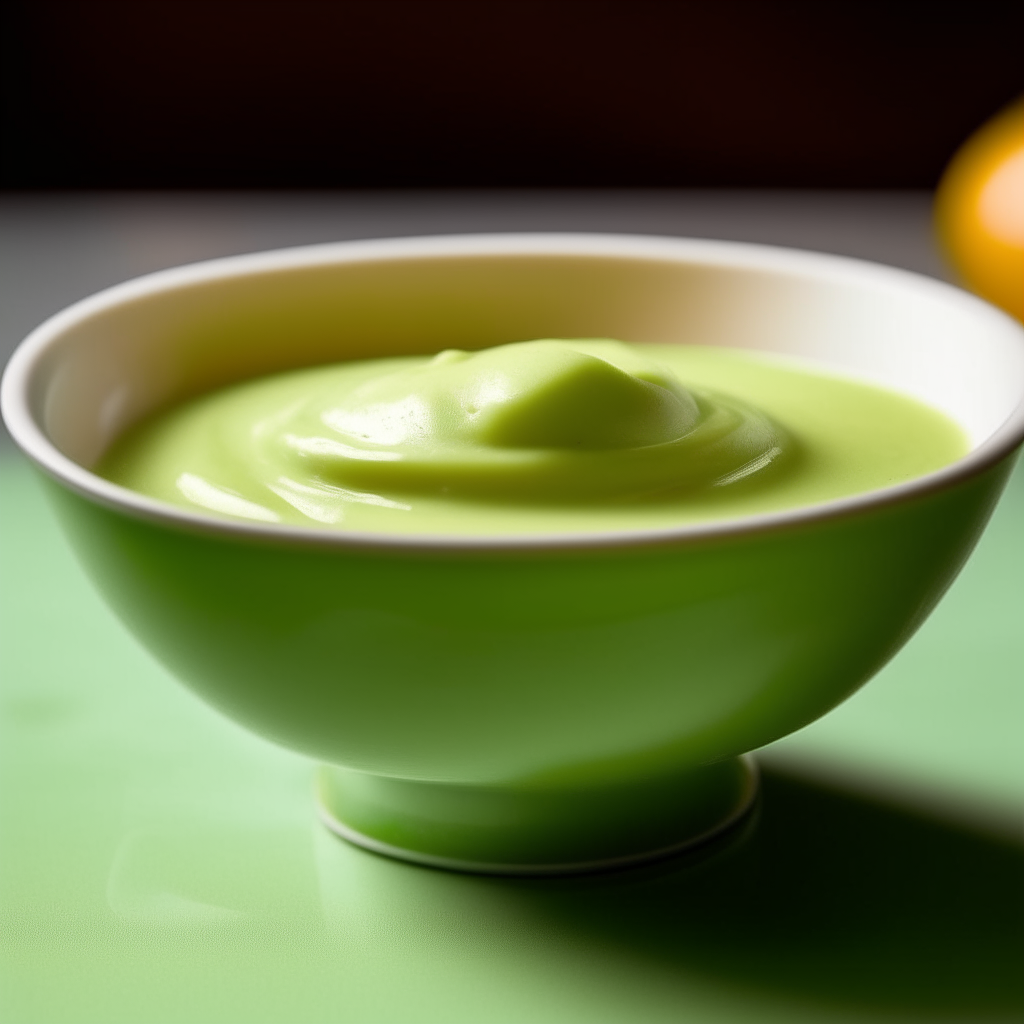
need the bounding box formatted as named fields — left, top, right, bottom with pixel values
left=4, top=235, right=1023, bottom=874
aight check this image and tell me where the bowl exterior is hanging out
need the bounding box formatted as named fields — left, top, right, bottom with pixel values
left=44, top=452, right=1015, bottom=787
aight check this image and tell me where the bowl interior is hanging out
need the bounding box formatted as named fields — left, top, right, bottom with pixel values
left=10, top=236, right=1024, bottom=477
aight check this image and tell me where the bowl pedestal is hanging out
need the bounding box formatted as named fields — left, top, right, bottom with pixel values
left=317, top=755, right=758, bottom=875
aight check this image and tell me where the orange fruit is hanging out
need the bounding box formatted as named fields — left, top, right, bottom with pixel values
left=936, top=98, right=1024, bottom=321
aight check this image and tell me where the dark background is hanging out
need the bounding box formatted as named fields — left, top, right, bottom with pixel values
left=2, top=0, right=1022, bottom=190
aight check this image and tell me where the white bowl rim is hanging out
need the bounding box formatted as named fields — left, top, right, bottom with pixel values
left=3, top=232, right=1024, bottom=553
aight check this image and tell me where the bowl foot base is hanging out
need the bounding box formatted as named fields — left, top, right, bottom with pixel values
left=317, top=755, right=758, bottom=876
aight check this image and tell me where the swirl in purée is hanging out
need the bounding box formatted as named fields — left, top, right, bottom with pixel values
left=272, top=340, right=786, bottom=503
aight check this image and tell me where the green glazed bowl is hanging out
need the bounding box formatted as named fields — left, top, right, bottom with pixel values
left=4, top=235, right=1023, bottom=874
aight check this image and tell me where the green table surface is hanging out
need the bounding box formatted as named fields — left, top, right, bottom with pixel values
left=1, top=452, right=1021, bottom=1024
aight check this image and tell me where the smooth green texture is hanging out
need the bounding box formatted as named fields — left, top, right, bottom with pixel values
left=2, top=452, right=1021, bottom=1023
left=98, top=343, right=965, bottom=534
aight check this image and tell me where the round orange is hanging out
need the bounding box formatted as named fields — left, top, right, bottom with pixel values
left=936, top=98, right=1024, bottom=321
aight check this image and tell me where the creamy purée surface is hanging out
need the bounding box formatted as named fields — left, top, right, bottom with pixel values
left=98, top=341, right=967, bottom=535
